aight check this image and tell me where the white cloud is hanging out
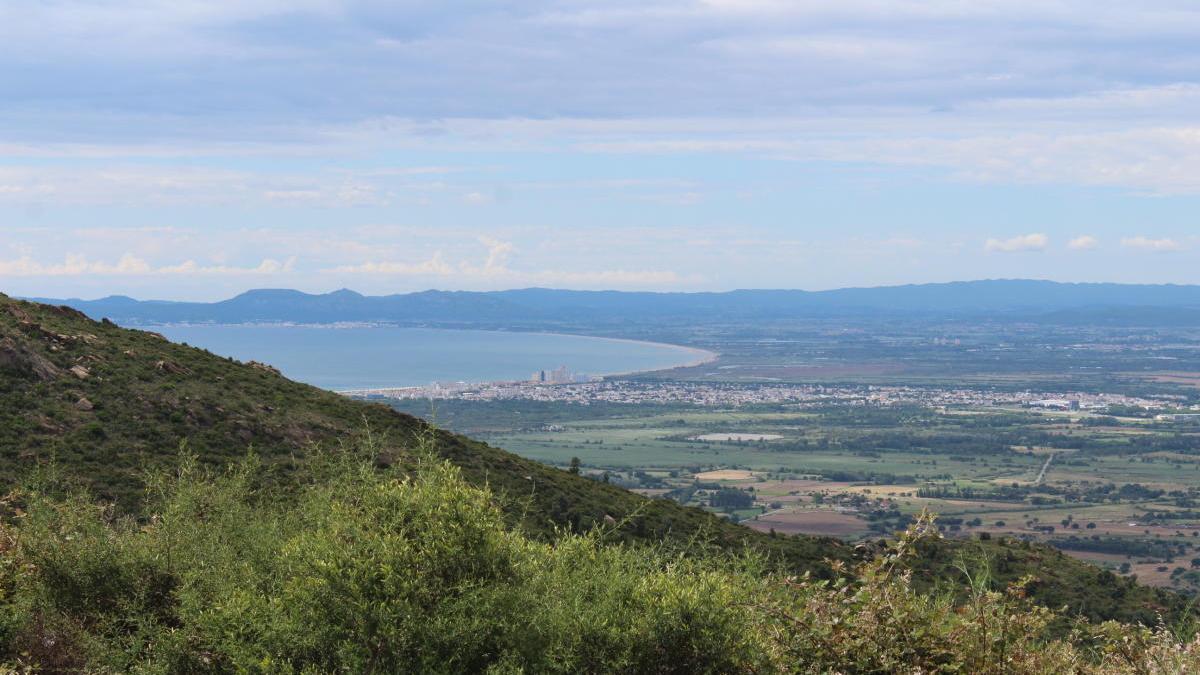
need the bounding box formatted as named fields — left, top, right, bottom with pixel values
left=7, top=0, right=1200, bottom=152
left=10, top=93, right=1200, bottom=202
left=984, top=233, right=1048, bottom=253
left=0, top=253, right=296, bottom=277
left=326, top=257, right=688, bottom=288
left=12, top=0, right=1200, bottom=293
left=0, top=166, right=395, bottom=207
left=324, top=259, right=449, bottom=276
left=321, top=238, right=693, bottom=289
left=1067, top=235, right=1099, bottom=250
left=573, top=121, right=1200, bottom=196
left=478, top=236, right=515, bottom=271
left=1121, top=236, right=1183, bottom=252
left=262, top=183, right=382, bottom=206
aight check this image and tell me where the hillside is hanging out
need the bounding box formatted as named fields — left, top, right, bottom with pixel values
left=37, top=279, right=1200, bottom=327
left=0, top=293, right=839, bottom=571
left=3, top=453, right=1197, bottom=672
left=0, top=292, right=1193, bottom=629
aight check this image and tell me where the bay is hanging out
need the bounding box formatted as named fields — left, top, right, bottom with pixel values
left=156, top=325, right=711, bottom=391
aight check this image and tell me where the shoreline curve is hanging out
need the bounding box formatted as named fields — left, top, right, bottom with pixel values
left=148, top=322, right=717, bottom=391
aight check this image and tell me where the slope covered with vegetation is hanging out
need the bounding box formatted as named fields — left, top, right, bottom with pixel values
left=0, top=293, right=1193, bottom=633
left=2, top=450, right=1198, bottom=673
left=0, top=294, right=840, bottom=569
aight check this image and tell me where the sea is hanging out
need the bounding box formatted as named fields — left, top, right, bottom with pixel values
left=156, top=324, right=710, bottom=391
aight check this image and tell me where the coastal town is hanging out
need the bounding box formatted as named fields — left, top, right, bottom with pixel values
left=344, top=377, right=1187, bottom=412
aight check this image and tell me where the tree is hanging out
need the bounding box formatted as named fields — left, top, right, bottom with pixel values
left=568, top=456, right=581, bottom=475
left=710, top=488, right=754, bottom=509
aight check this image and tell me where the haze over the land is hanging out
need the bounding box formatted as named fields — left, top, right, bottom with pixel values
left=3, top=2, right=1200, bottom=300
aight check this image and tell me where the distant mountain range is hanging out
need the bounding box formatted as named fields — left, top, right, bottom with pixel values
left=26, top=279, right=1200, bottom=326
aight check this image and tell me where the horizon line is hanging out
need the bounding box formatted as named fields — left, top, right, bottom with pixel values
left=13, top=277, right=1200, bottom=305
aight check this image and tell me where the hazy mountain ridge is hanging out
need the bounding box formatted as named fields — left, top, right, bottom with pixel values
left=36, top=279, right=1200, bottom=327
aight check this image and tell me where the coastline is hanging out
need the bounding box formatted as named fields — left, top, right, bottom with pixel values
left=335, top=332, right=719, bottom=394
left=513, top=330, right=718, bottom=377
left=147, top=322, right=718, bottom=392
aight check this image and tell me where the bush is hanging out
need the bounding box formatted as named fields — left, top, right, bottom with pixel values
left=2, top=444, right=1200, bottom=673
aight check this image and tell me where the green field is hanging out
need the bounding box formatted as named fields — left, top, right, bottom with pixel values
left=405, top=400, right=1200, bottom=594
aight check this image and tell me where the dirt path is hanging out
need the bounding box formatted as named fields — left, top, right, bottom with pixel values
left=1034, top=453, right=1056, bottom=485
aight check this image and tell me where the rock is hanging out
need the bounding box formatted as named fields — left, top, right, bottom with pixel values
left=0, top=337, right=61, bottom=381
left=3, top=304, right=31, bottom=322
left=155, top=360, right=190, bottom=375
left=248, top=361, right=281, bottom=376
left=69, top=365, right=90, bottom=379
left=75, top=397, right=94, bottom=411
left=14, top=321, right=103, bottom=350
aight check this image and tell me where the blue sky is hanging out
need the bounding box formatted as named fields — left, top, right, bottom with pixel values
left=3, top=1, right=1200, bottom=300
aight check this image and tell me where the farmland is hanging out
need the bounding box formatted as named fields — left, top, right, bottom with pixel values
left=392, top=396, right=1200, bottom=594
left=378, top=316, right=1200, bottom=595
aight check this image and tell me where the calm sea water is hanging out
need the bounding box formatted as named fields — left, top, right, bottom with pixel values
left=156, top=325, right=708, bottom=391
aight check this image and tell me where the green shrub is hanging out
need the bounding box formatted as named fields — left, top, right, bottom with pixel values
left=1, top=445, right=1199, bottom=673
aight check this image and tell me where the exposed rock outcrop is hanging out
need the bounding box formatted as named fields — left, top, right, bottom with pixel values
left=0, top=337, right=61, bottom=381
left=155, top=360, right=190, bottom=375
left=248, top=361, right=282, bottom=376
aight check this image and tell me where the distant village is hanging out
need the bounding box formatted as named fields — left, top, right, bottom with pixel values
left=343, top=377, right=1194, bottom=414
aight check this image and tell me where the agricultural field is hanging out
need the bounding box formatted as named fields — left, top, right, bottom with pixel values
left=397, top=398, right=1200, bottom=594
left=383, top=319, right=1200, bottom=595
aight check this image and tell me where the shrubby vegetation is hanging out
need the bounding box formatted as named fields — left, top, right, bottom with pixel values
left=2, top=441, right=1200, bottom=673
left=0, top=295, right=842, bottom=578
left=6, top=294, right=1200, bottom=668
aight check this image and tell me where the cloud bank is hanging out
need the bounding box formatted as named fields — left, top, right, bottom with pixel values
left=0, top=254, right=296, bottom=277
left=1121, top=236, right=1183, bottom=252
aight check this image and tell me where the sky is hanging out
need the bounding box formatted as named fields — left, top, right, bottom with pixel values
left=3, top=1, right=1200, bottom=300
